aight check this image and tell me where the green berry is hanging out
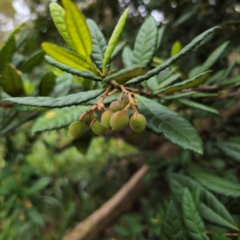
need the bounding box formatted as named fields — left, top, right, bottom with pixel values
left=80, top=113, right=92, bottom=126
left=101, top=110, right=113, bottom=128
left=121, top=97, right=129, bottom=108
left=91, top=121, right=107, bottom=135
left=129, top=114, right=147, bottom=133
left=109, top=100, right=124, bottom=112
left=110, top=110, right=129, bottom=131
left=69, top=121, right=87, bottom=138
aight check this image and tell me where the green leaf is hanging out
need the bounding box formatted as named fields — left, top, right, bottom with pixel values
left=168, top=173, right=238, bottom=231
left=103, top=66, right=148, bottom=84
left=158, top=71, right=211, bottom=94
left=0, top=64, right=25, bottom=97
left=154, top=73, right=181, bottom=93
left=27, top=208, right=44, bottom=226
left=162, top=92, right=196, bottom=100
left=189, top=41, right=229, bottom=77
left=126, top=26, right=221, bottom=85
left=173, top=8, right=198, bottom=27
left=146, top=75, right=159, bottom=90
left=122, top=46, right=133, bottom=68
left=212, top=233, right=231, bottom=240
left=0, top=36, right=16, bottom=74
left=156, top=26, right=165, bottom=50
left=215, top=142, right=240, bottom=163
left=111, top=41, right=126, bottom=60
left=45, top=56, right=102, bottom=82
left=171, top=41, right=182, bottom=57
left=42, top=42, right=96, bottom=73
left=62, top=0, right=92, bottom=60
left=135, top=95, right=203, bottom=154
left=189, top=169, right=240, bottom=198
left=179, top=99, right=219, bottom=114
left=31, top=106, right=89, bottom=133
left=3, top=89, right=104, bottom=108
left=132, top=16, right=158, bottom=66
left=87, top=19, right=107, bottom=72
left=160, top=200, right=186, bottom=240
left=102, top=8, right=129, bottom=72
left=20, top=51, right=45, bottom=73
left=49, top=2, right=76, bottom=51
left=25, top=178, right=51, bottom=195
left=39, top=72, right=56, bottom=96
left=181, top=188, right=209, bottom=240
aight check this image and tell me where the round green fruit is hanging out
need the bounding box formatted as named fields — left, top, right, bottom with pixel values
left=69, top=121, right=87, bottom=138
left=80, top=113, right=92, bottom=126
left=121, top=97, right=129, bottom=108
left=109, top=100, right=124, bottom=112
left=91, top=121, right=107, bottom=135
left=101, top=110, right=113, bottom=128
left=110, top=110, right=129, bottom=131
left=129, top=114, right=147, bottom=133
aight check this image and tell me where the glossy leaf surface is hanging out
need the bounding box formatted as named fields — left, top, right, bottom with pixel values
left=20, top=51, right=45, bottom=73
left=45, top=56, right=101, bottom=81
left=39, top=72, right=56, bottom=96
left=49, top=3, right=75, bottom=51
left=62, top=0, right=92, bottom=58
left=42, top=43, right=95, bottom=72
left=0, top=64, right=25, bottom=97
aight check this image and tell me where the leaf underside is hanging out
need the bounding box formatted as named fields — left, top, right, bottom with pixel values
left=3, top=89, right=104, bottom=108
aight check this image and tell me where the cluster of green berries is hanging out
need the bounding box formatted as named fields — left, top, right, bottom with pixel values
left=69, top=97, right=147, bottom=139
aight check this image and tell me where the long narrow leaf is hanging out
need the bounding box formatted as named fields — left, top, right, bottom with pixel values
left=179, top=99, right=219, bottom=114
left=102, top=8, right=129, bottom=72
left=132, top=16, right=158, bottom=66
left=181, top=188, right=209, bottom=240
left=20, top=51, right=45, bottom=73
left=122, top=46, right=133, bottom=68
left=168, top=173, right=239, bottom=231
left=3, top=89, right=104, bottom=108
left=31, top=106, right=89, bottom=133
left=42, top=42, right=95, bottom=72
left=160, top=200, right=186, bottom=240
left=103, top=66, right=147, bottom=84
left=135, top=95, right=203, bottom=154
left=189, top=169, right=240, bottom=198
left=215, top=142, right=240, bottom=163
left=44, top=56, right=102, bottom=81
left=126, top=26, right=221, bottom=85
left=87, top=19, right=107, bottom=71
left=158, top=71, right=211, bottom=94
left=49, top=3, right=76, bottom=51
left=0, top=36, right=16, bottom=74
left=0, top=64, right=25, bottom=97
left=62, top=0, right=92, bottom=59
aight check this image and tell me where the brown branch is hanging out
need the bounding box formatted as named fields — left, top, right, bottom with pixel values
left=62, top=165, right=149, bottom=240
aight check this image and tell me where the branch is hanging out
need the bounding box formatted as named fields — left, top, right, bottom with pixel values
left=62, top=165, right=149, bottom=240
